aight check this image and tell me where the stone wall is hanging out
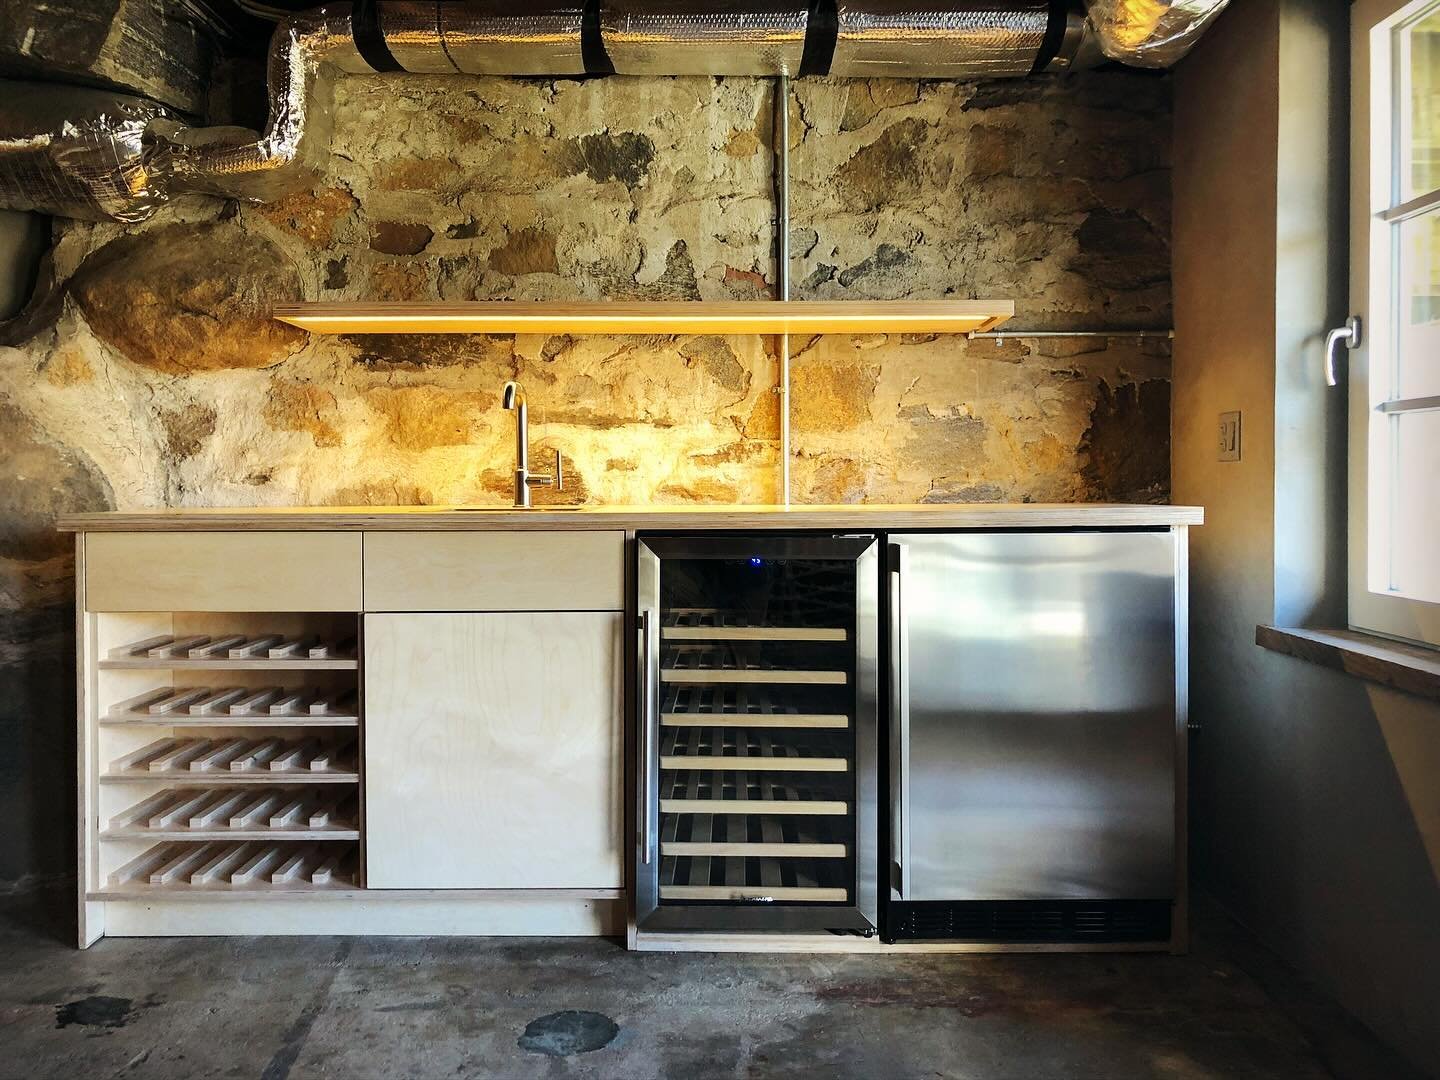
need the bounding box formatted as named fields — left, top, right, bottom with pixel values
left=0, top=70, right=1170, bottom=886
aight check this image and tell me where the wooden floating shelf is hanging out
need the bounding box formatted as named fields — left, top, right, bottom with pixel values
left=102, top=634, right=357, bottom=670
left=108, top=840, right=358, bottom=891
left=105, top=735, right=358, bottom=783
left=104, top=686, right=358, bottom=727
left=272, top=299, right=1014, bottom=337
left=104, top=787, right=358, bottom=840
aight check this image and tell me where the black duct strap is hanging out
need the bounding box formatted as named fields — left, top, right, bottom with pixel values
left=352, top=0, right=403, bottom=72
left=800, top=0, right=838, bottom=76
left=1031, top=0, right=1072, bottom=74
left=583, top=0, right=615, bottom=75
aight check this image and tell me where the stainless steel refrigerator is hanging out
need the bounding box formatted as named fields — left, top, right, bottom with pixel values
left=884, top=530, right=1182, bottom=943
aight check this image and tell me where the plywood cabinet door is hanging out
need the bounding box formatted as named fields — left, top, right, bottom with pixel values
left=364, top=612, right=623, bottom=889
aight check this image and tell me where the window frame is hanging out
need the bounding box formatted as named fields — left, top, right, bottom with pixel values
left=1348, top=0, right=1440, bottom=647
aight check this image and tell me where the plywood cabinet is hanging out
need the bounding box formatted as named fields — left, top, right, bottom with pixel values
left=364, top=611, right=624, bottom=890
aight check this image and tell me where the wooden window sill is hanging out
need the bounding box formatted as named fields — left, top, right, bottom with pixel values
left=1255, top=625, right=1440, bottom=702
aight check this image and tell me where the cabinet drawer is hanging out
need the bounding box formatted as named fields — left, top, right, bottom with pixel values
left=84, top=532, right=363, bottom=612
left=364, top=532, right=624, bottom=612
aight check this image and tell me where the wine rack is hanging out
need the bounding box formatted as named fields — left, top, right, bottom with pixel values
left=89, top=611, right=363, bottom=898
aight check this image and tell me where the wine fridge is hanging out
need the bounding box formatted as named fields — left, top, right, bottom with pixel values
left=635, top=535, right=879, bottom=933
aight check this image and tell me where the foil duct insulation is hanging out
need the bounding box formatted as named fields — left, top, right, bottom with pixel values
left=601, top=0, right=809, bottom=77
left=1081, top=0, right=1230, bottom=67
left=382, top=1, right=587, bottom=75
left=831, top=1, right=1052, bottom=79
left=0, top=82, right=174, bottom=223
left=153, top=6, right=366, bottom=202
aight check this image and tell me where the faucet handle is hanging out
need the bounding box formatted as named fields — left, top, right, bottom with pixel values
left=555, top=449, right=565, bottom=493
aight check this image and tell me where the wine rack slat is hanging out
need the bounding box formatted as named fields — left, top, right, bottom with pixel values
left=103, top=686, right=359, bottom=727
left=659, top=811, right=846, bottom=858
left=104, top=787, right=359, bottom=839
left=106, top=840, right=358, bottom=892
left=104, top=735, right=358, bottom=782
left=102, top=634, right=357, bottom=670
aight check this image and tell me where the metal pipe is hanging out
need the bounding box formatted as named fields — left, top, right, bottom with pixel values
left=774, top=74, right=792, bottom=509
left=967, top=330, right=1176, bottom=340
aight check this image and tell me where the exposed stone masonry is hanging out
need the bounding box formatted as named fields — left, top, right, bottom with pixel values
left=0, top=69, right=1170, bottom=883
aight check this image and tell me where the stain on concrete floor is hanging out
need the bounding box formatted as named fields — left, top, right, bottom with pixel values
left=0, top=895, right=1418, bottom=1080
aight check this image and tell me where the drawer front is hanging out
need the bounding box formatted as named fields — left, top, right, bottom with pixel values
left=84, top=532, right=363, bottom=612
left=364, top=531, right=625, bottom=612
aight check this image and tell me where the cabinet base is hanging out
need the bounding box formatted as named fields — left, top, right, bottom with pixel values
left=90, top=897, right=623, bottom=941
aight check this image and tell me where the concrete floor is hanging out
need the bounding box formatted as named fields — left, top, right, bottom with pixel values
left=0, top=893, right=1421, bottom=1080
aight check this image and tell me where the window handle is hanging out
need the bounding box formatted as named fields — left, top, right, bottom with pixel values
left=1325, top=316, right=1361, bottom=387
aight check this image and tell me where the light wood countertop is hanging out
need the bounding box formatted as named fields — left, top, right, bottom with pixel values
left=59, top=503, right=1203, bottom=532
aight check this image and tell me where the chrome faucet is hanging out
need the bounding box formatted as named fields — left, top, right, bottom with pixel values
left=501, top=381, right=563, bottom=508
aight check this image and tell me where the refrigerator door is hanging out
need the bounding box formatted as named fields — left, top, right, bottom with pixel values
left=890, top=530, right=1176, bottom=902
left=636, top=534, right=879, bottom=933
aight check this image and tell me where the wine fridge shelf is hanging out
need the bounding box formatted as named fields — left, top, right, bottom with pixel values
left=101, top=633, right=357, bottom=670
left=103, top=686, right=358, bottom=727
left=106, top=840, right=359, bottom=892
left=662, top=608, right=847, bottom=643
left=659, top=851, right=849, bottom=902
left=660, top=812, right=847, bottom=859
left=660, top=772, right=848, bottom=816
left=662, top=645, right=848, bottom=685
left=661, top=685, right=849, bottom=729
left=104, top=787, right=359, bottom=840
left=661, top=727, right=848, bottom=772
left=104, top=736, right=358, bottom=782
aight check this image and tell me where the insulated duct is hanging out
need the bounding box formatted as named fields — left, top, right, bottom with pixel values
left=1080, top=0, right=1230, bottom=68
left=0, top=0, right=1226, bottom=223
left=829, top=1, right=1060, bottom=79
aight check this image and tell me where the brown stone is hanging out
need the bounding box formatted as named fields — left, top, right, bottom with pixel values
left=655, top=478, right=743, bottom=503
left=370, top=221, right=434, bottom=256
left=743, top=389, right=780, bottom=440
left=791, top=356, right=878, bottom=433
left=840, top=80, right=921, bottom=132
left=364, top=386, right=486, bottom=451
left=722, top=266, right=770, bottom=300
left=1068, top=210, right=1170, bottom=292
left=69, top=223, right=306, bottom=374
left=835, top=118, right=927, bottom=212
left=43, top=347, right=94, bottom=387
left=487, top=228, right=559, bottom=276
left=340, top=333, right=516, bottom=372
left=375, top=157, right=462, bottom=193
left=558, top=131, right=656, bottom=188
left=678, top=336, right=748, bottom=398
left=264, top=382, right=341, bottom=448
left=158, top=403, right=217, bottom=460
left=1081, top=379, right=1170, bottom=501
left=368, top=261, right=433, bottom=301
left=258, top=186, right=358, bottom=246
left=0, top=398, right=111, bottom=564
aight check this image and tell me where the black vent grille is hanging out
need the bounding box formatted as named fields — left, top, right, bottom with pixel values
left=887, top=900, right=1171, bottom=943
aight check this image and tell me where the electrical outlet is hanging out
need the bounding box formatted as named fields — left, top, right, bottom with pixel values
left=1218, top=411, right=1241, bottom=462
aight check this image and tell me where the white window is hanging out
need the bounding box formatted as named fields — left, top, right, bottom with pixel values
left=1351, top=0, right=1440, bottom=645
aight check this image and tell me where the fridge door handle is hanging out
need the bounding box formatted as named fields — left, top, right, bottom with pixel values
left=639, top=607, right=656, bottom=866
left=889, top=542, right=911, bottom=899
